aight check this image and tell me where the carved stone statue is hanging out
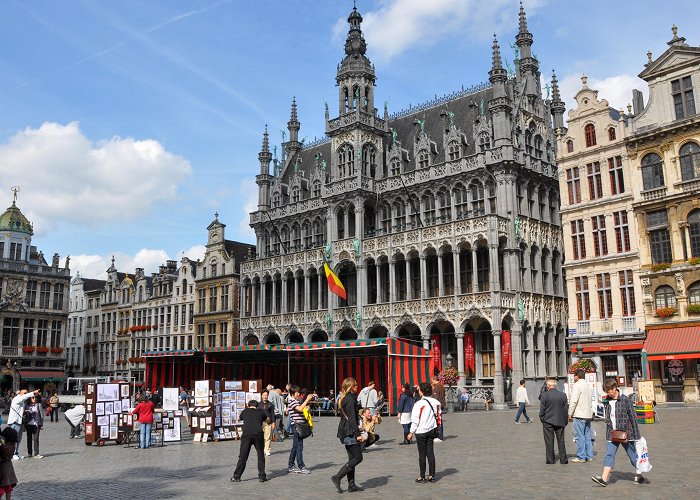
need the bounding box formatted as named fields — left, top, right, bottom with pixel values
left=352, top=239, right=360, bottom=257
left=675, top=273, right=685, bottom=294
left=52, top=253, right=60, bottom=267
left=517, top=299, right=525, bottom=321
left=641, top=278, right=652, bottom=299
left=355, top=311, right=362, bottom=330
left=326, top=314, right=333, bottom=333
left=514, top=216, right=522, bottom=237
left=324, top=242, right=331, bottom=261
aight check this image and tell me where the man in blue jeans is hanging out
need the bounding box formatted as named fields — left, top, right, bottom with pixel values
left=515, top=379, right=532, bottom=423
left=568, top=369, right=593, bottom=462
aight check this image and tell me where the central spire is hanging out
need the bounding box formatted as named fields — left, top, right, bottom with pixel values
left=344, top=6, right=367, bottom=56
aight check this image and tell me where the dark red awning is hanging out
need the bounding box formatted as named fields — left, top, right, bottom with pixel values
left=18, top=370, right=65, bottom=381
left=569, top=340, right=644, bottom=353
left=645, top=326, right=700, bottom=360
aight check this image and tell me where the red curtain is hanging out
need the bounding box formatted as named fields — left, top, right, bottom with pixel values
left=464, top=333, right=475, bottom=373
left=430, top=335, right=442, bottom=373
left=502, top=330, right=513, bottom=370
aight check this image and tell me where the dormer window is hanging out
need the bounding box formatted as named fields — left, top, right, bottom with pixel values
left=566, top=139, right=574, bottom=153
left=478, top=133, right=490, bottom=152
left=362, top=144, right=377, bottom=177
left=338, top=144, right=354, bottom=178
left=447, top=141, right=460, bottom=161
left=390, top=157, right=401, bottom=176
left=417, top=149, right=429, bottom=169
left=672, top=76, right=696, bottom=120
left=312, top=180, right=321, bottom=198
left=534, top=135, right=543, bottom=159
left=291, top=186, right=301, bottom=203
left=608, top=127, right=616, bottom=141
left=272, top=192, right=281, bottom=208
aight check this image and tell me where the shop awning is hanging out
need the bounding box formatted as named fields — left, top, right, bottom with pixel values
left=18, top=370, right=66, bottom=382
left=644, top=326, right=700, bottom=360
left=569, top=340, right=644, bottom=353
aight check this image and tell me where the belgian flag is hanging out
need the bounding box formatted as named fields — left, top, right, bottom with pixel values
left=323, top=262, right=346, bottom=301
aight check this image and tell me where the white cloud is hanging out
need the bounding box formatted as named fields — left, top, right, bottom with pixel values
left=336, top=0, right=545, bottom=63
left=71, top=244, right=206, bottom=280
left=558, top=73, right=648, bottom=119
left=235, top=177, right=257, bottom=242
left=0, top=121, right=192, bottom=233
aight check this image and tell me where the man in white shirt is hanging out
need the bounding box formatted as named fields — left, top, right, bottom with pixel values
left=568, top=369, right=594, bottom=462
left=358, top=381, right=378, bottom=416
left=8, top=389, right=40, bottom=459
left=514, top=379, right=532, bottom=423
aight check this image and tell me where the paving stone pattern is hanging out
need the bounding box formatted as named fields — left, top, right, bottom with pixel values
left=9, top=406, right=698, bottom=499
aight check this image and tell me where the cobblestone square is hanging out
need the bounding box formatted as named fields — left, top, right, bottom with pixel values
left=7, top=406, right=698, bottom=499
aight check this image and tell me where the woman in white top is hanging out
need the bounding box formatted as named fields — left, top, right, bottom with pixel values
left=406, top=382, right=441, bottom=483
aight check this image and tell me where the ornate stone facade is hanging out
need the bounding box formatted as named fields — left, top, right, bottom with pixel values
left=240, top=6, right=567, bottom=404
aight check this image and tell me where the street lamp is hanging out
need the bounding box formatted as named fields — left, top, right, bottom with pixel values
left=445, top=353, right=454, bottom=369
left=576, top=342, right=583, bottom=358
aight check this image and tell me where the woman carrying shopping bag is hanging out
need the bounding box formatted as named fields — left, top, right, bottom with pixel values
left=591, top=379, right=649, bottom=487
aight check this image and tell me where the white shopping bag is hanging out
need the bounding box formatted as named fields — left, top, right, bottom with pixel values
left=635, top=437, right=652, bottom=473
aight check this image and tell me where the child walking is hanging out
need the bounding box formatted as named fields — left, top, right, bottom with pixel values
left=0, top=428, right=19, bottom=499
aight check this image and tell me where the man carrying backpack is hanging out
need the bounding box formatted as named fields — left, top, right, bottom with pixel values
left=358, top=381, right=378, bottom=416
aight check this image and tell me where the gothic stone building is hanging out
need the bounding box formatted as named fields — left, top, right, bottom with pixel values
left=240, top=6, right=568, bottom=403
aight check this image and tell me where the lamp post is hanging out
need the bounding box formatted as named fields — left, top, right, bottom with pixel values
left=576, top=342, right=583, bottom=359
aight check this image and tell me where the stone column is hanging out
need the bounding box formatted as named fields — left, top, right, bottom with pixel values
left=293, top=275, right=299, bottom=312
left=472, top=248, right=479, bottom=293
left=317, top=273, right=323, bottom=310
left=489, top=243, right=500, bottom=292
left=510, top=324, right=523, bottom=392
left=304, top=272, right=310, bottom=313
left=407, top=259, right=414, bottom=301
left=271, top=280, right=277, bottom=315
left=452, top=250, right=461, bottom=294
left=455, top=333, right=466, bottom=388
left=522, top=246, right=531, bottom=292
left=422, top=333, right=430, bottom=351
left=281, top=277, right=288, bottom=314
left=389, top=259, right=396, bottom=303
left=492, top=329, right=505, bottom=408
left=420, top=256, right=428, bottom=299
left=260, top=279, right=267, bottom=315
left=376, top=264, right=382, bottom=302
left=437, top=252, right=444, bottom=296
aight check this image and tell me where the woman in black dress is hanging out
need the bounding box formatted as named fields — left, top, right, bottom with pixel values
left=332, top=377, right=365, bottom=493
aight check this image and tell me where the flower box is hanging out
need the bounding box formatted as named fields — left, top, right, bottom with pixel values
left=688, top=257, right=700, bottom=266
left=50, top=347, right=64, bottom=354
left=22, top=346, right=35, bottom=353
left=437, top=367, right=460, bottom=386
left=656, top=306, right=677, bottom=318
left=91, top=343, right=98, bottom=349
left=36, top=346, right=50, bottom=354
left=569, top=359, right=597, bottom=373
left=686, top=304, right=700, bottom=315
left=651, top=263, right=671, bottom=272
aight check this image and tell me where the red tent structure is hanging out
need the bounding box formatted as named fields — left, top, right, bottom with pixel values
left=144, top=338, right=430, bottom=413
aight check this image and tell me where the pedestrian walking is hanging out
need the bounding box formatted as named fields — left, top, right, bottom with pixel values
left=260, top=390, right=276, bottom=457
left=48, top=393, right=60, bottom=423
left=591, top=379, right=647, bottom=487
left=0, top=427, right=19, bottom=499
left=64, top=405, right=85, bottom=439
left=131, top=396, right=155, bottom=449
left=7, top=389, right=40, bottom=459
left=539, top=378, right=568, bottom=464
left=231, top=400, right=268, bottom=483
left=568, top=369, right=593, bottom=462
left=514, top=379, right=532, bottom=424
left=430, top=377, right=446, bottom=441
left=331, top=377, right=365, bottom=493
left=267, top=385, right=285, bottom=442
left=406, top=382, right=441, bottom=483
left=397, top=383, right=415, bottom=445
left=23, top=395, right=43, bottom=459
left=286, top=385, right=314, bottom=474
left=357, top=381, right=378, bottom=416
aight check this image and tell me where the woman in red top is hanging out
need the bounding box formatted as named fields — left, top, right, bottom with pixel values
left=132, top=396, right=155, bottom=449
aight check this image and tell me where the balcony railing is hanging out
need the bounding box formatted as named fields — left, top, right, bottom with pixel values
left=640, top=186, right=667, bottom=201
left=1, top=347, right=17, bottom=357
left=577, top=321, right=590, bottom=335
left=621, top=317, right=637, bottom=332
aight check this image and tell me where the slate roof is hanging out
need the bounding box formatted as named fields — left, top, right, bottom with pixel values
left=224, top=240, right=256, bottom=272
left=82, top=278, right=106, bottom=292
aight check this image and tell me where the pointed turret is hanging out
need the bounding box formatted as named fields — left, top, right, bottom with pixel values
left=550, top=70, right=566, bottom=133
left=256, top=126, right=273, bottom=210
left=488, top=34, right=513, bottom=148
left=515, top=2, right=539, bottom=97
left=288, top=97, right=300, bottom=144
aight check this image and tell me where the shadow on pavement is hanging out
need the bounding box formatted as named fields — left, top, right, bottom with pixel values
left=310, top=461, right=336, bottom=471
left=440, top=467, right=458, bottom=478
left=362, top=474, right=392, bottom=488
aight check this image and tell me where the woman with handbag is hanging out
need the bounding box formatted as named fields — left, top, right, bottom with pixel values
left=23, top=396, right=44, bottom=458
left=397, top=383, right=415, bottom=444
left=331, top=377, right=365, bottom=494
left=406, top=382, right=441, bottom=484
left=591, top=379, right=647, bottom=487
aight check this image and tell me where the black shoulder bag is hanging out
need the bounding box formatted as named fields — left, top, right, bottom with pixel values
left=424, top=400, right=440, bottom=439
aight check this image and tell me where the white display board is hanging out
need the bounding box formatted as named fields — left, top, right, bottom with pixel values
left=565, top=373, right=602, bottom=417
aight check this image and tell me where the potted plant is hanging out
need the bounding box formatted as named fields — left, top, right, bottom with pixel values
left=437, top=367, right=460, bottom=412
left=36, top=346, right=50, bottom=354
left=656, top=306, right=678, bottom=318
left=22, top=346, right=35, bottom=353
left=687, top=304, right=700, bottom=315
left=50, top=347, right=64, bottom=354
left=569, top=359, right=597, bottom=374
left=651, top=263, right=671, bottom=272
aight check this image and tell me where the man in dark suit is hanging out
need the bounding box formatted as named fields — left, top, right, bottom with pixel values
left=539, top=378, right=568, bottom=464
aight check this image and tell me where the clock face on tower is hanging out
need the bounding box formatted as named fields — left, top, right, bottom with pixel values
left=210, top=232, right=219, bottom=243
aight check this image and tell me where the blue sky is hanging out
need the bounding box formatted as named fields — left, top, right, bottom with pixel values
left=0, top=0, right=698, bottom=278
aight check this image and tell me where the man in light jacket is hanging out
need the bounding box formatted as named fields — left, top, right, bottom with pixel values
left=7, top=389, right=40, bottom=459
left=568, top=368, right=593, bottom=462
left=358, top=381, right=378, bottom=416
left=514, top=379, right=532, bottom=423
left=64, top=404, right=86, bottom=439
left=267, top=385, right=285, bottom=442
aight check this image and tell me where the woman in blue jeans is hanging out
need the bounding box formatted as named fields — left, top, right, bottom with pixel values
left=397, top=384, right=415, bottom=444
left=132, top=396, right=155, bottom=449
left=591, top=379, right=647, bottom=487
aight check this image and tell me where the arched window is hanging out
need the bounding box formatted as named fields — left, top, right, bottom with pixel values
left=470, top=182, right=484, bottom=215
left=689, top=210, right=700, bottom=258
left=422, top=193, right=436, bottom=222
left=688, top=282, right=700, bottom=305
left=654, top=285, right=676, bottom=309
left=525, top=130, right=533, bottom=155
left=608, top=127, right=616, bottom=141
left=584, top=123, right=596, bottom=147
left=313, top=218, right=324, bottom=245
left=534, top=135, right=543, bottom=158
left=453, top=184, right=468, bottom=218
left=566, top=139, right=574, bottom=153
left=343, top=87, right=349, bottom=113
left=379, top=203, right=391, bottom=233
left=390, top=157, right=401, bottom=176
left=478, top=133, right=490, bottom=152
left=352, top=85, right=359, bottom=111
left=641, top=153, right=665, bottom=190
left=272, top=192, right=281, bottom=208
left=394, top=200, right=406, bottom=229
left=362, top=143, right=377, bottom=178
left=447, top=141, right=460, bottom=161
left=364, top=86, right=370, bottom=111
left=337, top=144, right=354, bottom=178
left=417, top=149, right=429, bottom=169
left=437, top=189, right=451, bottom=220
left=337, top=208, right=345, bottom=239
left=312, top=180, right=321, bottom=198
left=291, top=186, right=300, bottom=203
left=679, top=142, right=700, bottom=181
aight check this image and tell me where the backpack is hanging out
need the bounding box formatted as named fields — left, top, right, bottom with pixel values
left=302, top=407, right=313, bottom=429
left=22, top=410, right=32, bottom=426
